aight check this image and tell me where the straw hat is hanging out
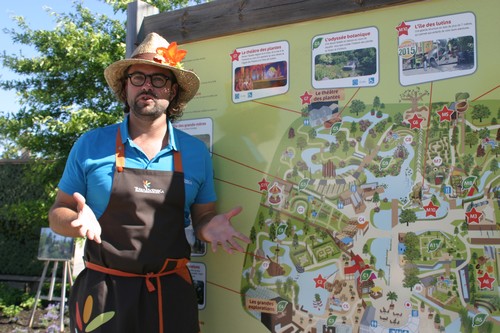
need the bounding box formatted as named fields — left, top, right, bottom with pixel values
left=104, top=32, right=200, bottom=105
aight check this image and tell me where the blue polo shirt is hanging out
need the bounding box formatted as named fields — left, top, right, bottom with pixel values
left=58, top=116, right=217, bottom=226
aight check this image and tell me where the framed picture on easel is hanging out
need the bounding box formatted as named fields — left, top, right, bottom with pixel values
left=30, top=228, right=74, bottom=330
left=37, top=227, right=74, bottom=261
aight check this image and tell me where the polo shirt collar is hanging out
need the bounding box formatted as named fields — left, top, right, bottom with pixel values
left=120, top=115, right=179, bottom=152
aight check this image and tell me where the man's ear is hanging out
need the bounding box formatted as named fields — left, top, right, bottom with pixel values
left=170, top=82, right=179, bottom=101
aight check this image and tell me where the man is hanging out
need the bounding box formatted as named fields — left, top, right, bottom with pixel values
left=48, top=32, right=250, bottom=333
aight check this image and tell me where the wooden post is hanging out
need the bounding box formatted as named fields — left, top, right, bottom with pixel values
left=126, top=0, right=159, bottom=57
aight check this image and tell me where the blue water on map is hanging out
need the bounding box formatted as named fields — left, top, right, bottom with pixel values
left=255, top=240, right=338, bottom=315
left=362, top=145, right=415, bottom=201
left=372, top=209, right=392, bottom=230
left=302, top=133, right=416, bottom=206
left=445, top=317, right=461, bottom=332
left=370, top=237, right=391, bottom=281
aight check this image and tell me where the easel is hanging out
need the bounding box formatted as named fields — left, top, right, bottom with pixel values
left=29, top=228, right=75, bottom=332
left=28, top=259, right=73, bottom=332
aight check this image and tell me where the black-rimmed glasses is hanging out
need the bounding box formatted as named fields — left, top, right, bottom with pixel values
left=127, top=72, right=172, bottom=88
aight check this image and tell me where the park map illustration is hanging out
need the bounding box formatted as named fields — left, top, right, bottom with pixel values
left=239, top=84, right=499, bottom=333
left=229, top=12, right=500, bottom=333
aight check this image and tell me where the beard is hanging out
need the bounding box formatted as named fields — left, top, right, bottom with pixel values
left=129, top=91, right=169, bottom=120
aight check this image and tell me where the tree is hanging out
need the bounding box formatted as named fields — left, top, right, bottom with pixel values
left=336, top=131, right=347, bottom=144
left=269, top=223, right=277, bottom=241
left=258, top=212, right=265, bottom=229
left=286, top=219, right=292, bottom=238
left=372, top=191, right=380, bottom=207
left=434, top=313, right=441, bottom=325
left=297, top=136, right=307, bottom=150
left=342, top=139, right=349, bottom=155
left=399, top=209, right=417, bottom=227
left=403, top=232, right=421, bottom=262
left=394, top=112, right=404, bottom=125
left=403, top=265, right=420, bottom=290
left=293, top=233, right=299, bottom=248
left=399, top=87, right=429, bottom=113
left=471, top=104, right=491, bottom=123
left=386, top=291, right=398, bottom=306
left=451, top=126, right=459, bottom=146
left=462, top=153, right=475, bottom=173
left=372, top=96, right=381, bottom=111
left=1, top=1, right=208, bottom=159
left=350, top=121, right=358, bottom=135
left=349, top=99, right=366, bottom=116
left=308, top=128, right=317, bottom=140
left=0, top=0, right=207, bottom=276
left=110, top=0, right=208, bottom=13
left=458, top=308, right=473, bottom=333
left=250, top=226, right=256, bottom=243
left=490, top=158, right=499, bottom=173
left=478, top=127, right=490, bottom=139
left=1, top=3, right=125, bottom=160
left=464, top=131, right=478, bottom=148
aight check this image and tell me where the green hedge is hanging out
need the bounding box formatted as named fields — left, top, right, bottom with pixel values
left=0, top=161, right=55, bottom=276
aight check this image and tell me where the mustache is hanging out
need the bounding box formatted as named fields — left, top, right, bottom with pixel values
left=137, top=91, right=158, bottom=99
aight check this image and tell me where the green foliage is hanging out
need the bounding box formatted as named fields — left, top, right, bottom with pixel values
left=0, top=2, right=125, bottom=160
left=0, top=283, right=34, bottom=318
left=0, top=163, right=52, bottom=236
left=399, top=209, right=417, bottom=226
left=349, top=99, right=366, bottom=116
left=0, top=1, right=126, bottom=277
left=0, top=162, right=51, bottom=275
left=0, top=0, right=208, bottom=277
left=106, top=0, right=208, bottom=12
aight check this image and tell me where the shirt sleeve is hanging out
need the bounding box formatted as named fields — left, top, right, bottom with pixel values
left=194, top=145, right=217, bottom=204
left=57, top=135, right=88, bottom=197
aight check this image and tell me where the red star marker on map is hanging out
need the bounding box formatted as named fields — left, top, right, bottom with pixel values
left=396, top=21, right=411, bottom=36
left=465, top=207, right=482, bottom=224
left=313, top=274, right=327, bottom=289
left=423, top=201, right=439, bottom=217
left=258, top=178, right=270, bottom=191
left=478, top=272, right=495, bottom=290
left=230, top=49, right=241, bottom=62
left=300, top=91, right=313, bottom=105
left=437, top=106, right=455, bottom=122
left=408, top=114, right=424, bottom=129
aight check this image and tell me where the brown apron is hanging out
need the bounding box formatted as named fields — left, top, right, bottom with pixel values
left=69, top=128, right=199, bottom=333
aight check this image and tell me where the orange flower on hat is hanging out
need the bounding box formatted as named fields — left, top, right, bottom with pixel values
left=154, top=42, right=187, bottom=69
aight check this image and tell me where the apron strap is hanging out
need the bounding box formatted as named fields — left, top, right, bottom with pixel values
left=115, top=127, right=183, bottom=173
left=85, top=258, right=191, bottom=333
left=115, top=127, right=125, bottom=172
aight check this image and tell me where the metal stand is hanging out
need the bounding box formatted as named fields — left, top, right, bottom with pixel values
left=28, top=260, right=73, bottom=332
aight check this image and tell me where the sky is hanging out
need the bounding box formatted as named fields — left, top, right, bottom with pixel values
left=0, top=0, right=126, bottom=115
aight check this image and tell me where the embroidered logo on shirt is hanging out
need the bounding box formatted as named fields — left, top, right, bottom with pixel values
left=134, top=179, right=165, bottom=194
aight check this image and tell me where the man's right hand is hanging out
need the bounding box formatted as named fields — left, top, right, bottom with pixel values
left=72, top=192, right=102, bottom=243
